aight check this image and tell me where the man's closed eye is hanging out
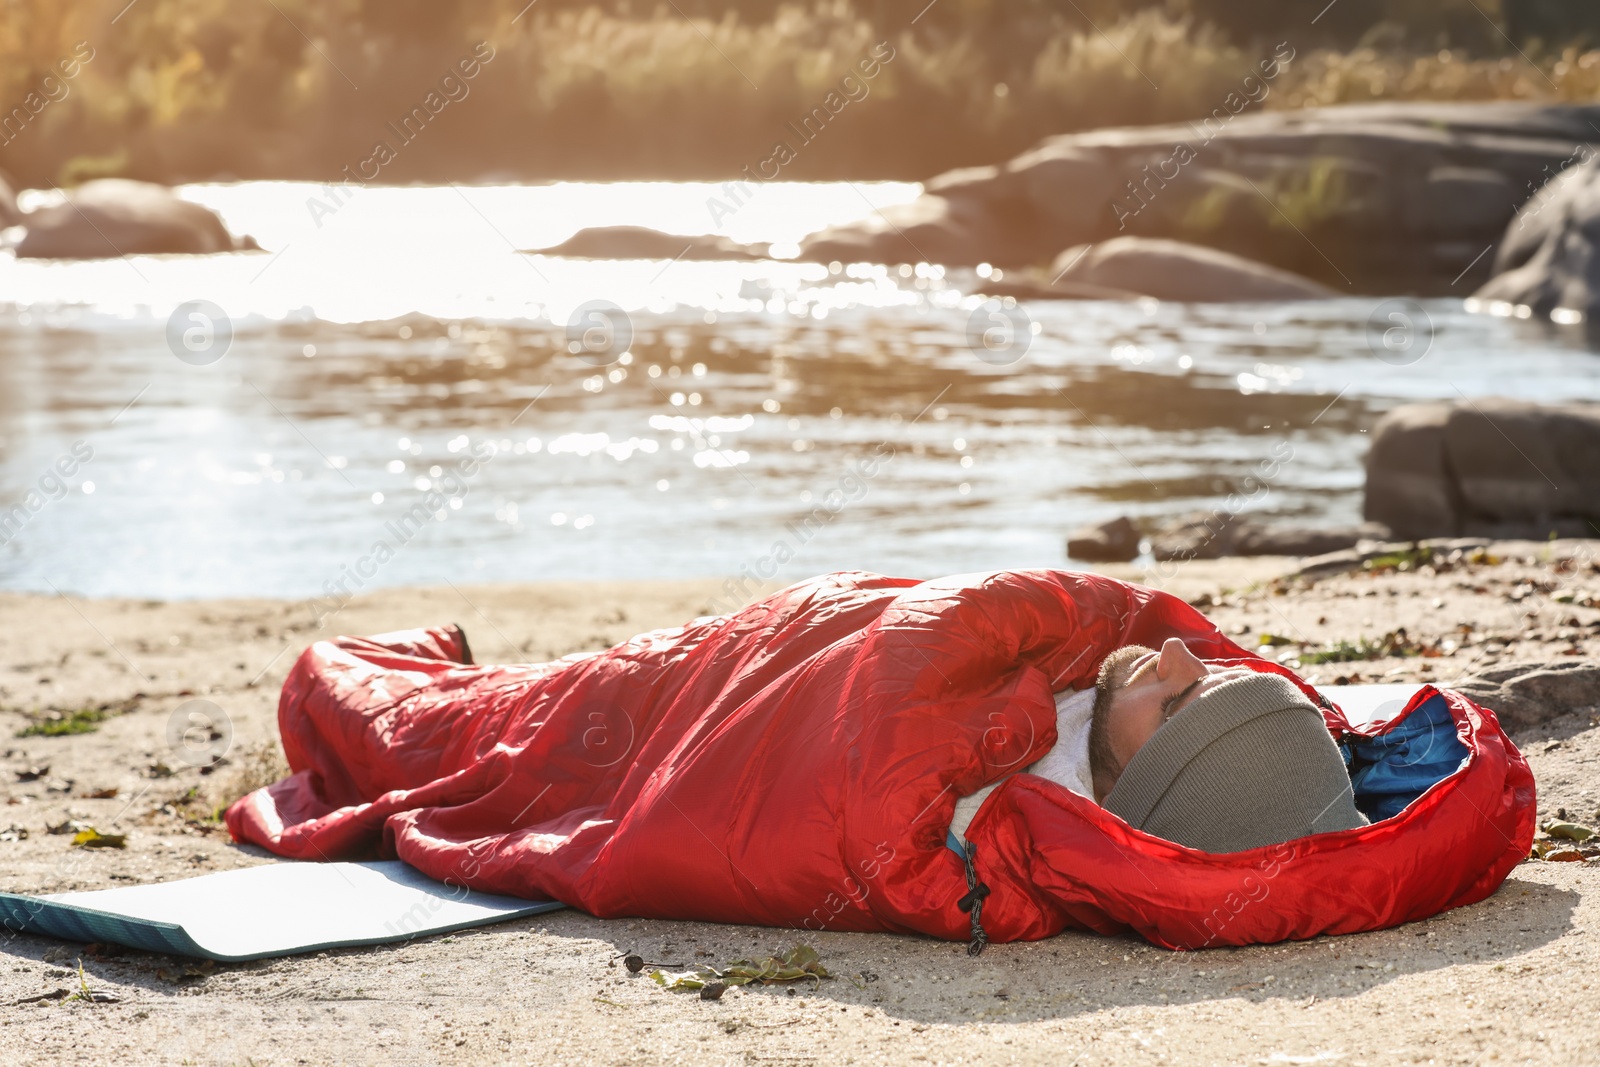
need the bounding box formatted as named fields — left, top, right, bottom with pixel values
left=1160, top=677, right=1203, bottom=722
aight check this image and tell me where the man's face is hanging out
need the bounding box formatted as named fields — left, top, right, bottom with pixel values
left=1090, top=638, right=1253, bottom=800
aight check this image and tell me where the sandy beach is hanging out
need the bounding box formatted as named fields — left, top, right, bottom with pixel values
left=1, top=548, right=1597, bottom=1066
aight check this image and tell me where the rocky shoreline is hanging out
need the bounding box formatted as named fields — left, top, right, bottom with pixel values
left=18, top=99, right=1600, bottom=323
left=793, top=99, right=1600, bottom=299
left=512, top=99, right=1600, bottom=323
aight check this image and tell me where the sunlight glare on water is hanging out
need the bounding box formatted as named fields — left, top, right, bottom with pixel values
left=1, top=180, right=1599, bottom=601
left=7, top=181, right=924, bottom=323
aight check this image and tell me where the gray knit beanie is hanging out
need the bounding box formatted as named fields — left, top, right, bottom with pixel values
left=1103, top=671, right=1368, bottom=853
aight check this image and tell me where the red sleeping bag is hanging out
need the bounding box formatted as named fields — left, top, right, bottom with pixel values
left=226, top=570, right=1535, bottom=949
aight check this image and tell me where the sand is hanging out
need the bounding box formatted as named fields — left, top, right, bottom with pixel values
left=1, top=549, right=1597, bottom=1066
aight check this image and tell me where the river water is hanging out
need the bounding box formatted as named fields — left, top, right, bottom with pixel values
left=0, top=180, right=1597, bottom=601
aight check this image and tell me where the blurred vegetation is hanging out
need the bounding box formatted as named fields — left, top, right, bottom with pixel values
left=2, top=0, right=1600, bottom=186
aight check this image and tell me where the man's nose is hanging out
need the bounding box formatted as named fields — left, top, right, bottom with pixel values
left=1157, top=637, right=1208, bottom=683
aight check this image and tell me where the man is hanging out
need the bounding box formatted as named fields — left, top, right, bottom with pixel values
left=951, top=636, right=1368, bottom=852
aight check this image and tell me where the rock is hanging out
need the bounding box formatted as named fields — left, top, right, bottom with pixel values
left=1291, top=546, right=1387, bottom=582
left=1445, top=399, right=1600, bottom=535
left=923, top=165, right=1005, bottom=199
left=1230, top=522, right=1388, bottom=557
left=797, top=100, right=1600, bottom=291
left=524, top=226, right=767, bottom=261
left=1453, top=660, right=1600, bottom=732
left=1119, top=166, right=1273, bottom=243
left=1147, top=512, right=1240, bottom=562
left=1364, top=399, right=1600, bottom=539
left=0, top=172, right=20, bottom=229
left=915, top=149, right=1118, bottom=265
left=1421, top=167, right=1517, bottom=236
left=1066, top=516, right=1142, bottom=563
left=1004, top=144, right=1117, bottom=246
left=1147, top=512, right=1381, bottom=561
left=797, top=194, right=1001, bottom=266
left=1290, top=537, right=1491, bottom=581
left=1487, top=156, right=1582, bottom=281
left=16, top=179, right=259, bottom=259
left=1363, top=403, right=1460, bottom=540
left=974, top=277, right=1145, bottom=302
left=1050, top=237, right=1337, bottom=303
left=1473, top=154, right=1600, bottom=322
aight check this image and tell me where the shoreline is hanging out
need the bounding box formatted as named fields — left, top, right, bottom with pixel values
left=1, top=543, right=1591, bottom=747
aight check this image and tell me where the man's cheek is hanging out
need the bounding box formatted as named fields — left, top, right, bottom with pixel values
left=1109, top=699, right=1157, bottom=763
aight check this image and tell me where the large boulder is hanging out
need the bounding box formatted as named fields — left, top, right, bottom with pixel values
left=1472, top=154, right=1600, bottom=323
left=1362, top=402, right=1460, bottom=540
left=1445, top=400, right=1600, bottom=536
left=1050, top=237, right=1337, bottom=302
left=798, top=100, right=1600, bottom=292
left=15, top=179, right=258, bottom=259
left=1364, top=399, right=1600, bottom=539
left=524, top=226, right=767, bottom=261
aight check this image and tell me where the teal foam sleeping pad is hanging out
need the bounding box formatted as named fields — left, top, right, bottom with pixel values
left=0, top=860, right=564, bottom=961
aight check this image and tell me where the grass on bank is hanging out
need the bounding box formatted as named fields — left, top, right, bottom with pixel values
left=5, top=2, right=1600, bottom=185
left=16, top=706, right=111, bottom=737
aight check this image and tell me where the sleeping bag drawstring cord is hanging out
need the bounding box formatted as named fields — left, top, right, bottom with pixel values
left=956, top=837, right=990, bottom=957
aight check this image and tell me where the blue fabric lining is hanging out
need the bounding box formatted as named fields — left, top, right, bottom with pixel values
left=1338, top=693, right=1469, bottom=822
